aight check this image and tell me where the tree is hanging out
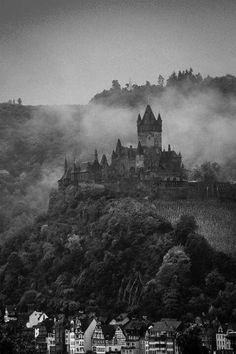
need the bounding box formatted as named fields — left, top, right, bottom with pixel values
left=111, top=80, right=121, bottom=90
left=177, top=325, right=205, bottom=354
left=155, top=246, right=191, bottom=289
left=192, top=162, right=224, bottom=183
left=175, top=215, right=198, bottom=245
left=0, top=321, right=35, bottom=353
left=17, top=98, right=22, bottom=105
left=205, top=269, right=225, bottom=297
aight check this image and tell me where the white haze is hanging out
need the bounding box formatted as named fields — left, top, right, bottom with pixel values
left=20, top=87, right=236, bottom=213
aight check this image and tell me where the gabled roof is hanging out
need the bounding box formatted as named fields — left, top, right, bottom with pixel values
left=101, top=325, right=116, bottom=340
left=150, top=319, right=182, bottom=333
left=124, top=319, right=149, bottom=336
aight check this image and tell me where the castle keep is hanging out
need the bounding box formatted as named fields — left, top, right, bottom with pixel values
left=58, top=105, right=185, bottom=190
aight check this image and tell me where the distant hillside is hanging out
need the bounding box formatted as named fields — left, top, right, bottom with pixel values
left=91, top=71, right=236, bottom=108
left=0, top=188, right=236, bottom=322
left=0, top=103, right=84, bottom=242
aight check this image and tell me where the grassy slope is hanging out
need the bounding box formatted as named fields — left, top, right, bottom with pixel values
left=154, top=200, right=236, bottom=255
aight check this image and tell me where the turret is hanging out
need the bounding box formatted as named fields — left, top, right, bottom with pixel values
left=116, top=139, right=122, bottom=156
left=137, top=105, right=162, bottom=151
left=168, top=144, right=171, bottom=152
left=111, top=150, right=117, bottom=160
left=93, top=149, right=100, bottom=170
left=100, top=154, right=108, bottom=167
left=71, top=162, right=78, bottom=185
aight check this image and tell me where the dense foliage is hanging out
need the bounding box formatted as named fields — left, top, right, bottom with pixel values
left=91, top=70, right=236, bottom=107
left=0, top=69, right=235, bottom=324
left=0, top=190, right=235, bottom=322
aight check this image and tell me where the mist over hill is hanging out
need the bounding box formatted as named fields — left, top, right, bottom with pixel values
left=0, top=69, right=236, bottom=242
left=0, top=70, right=236, bottom=324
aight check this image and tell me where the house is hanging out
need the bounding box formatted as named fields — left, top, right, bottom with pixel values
left=92, top=322, right=106, bottom=354
left=109, top=314, right=130, bottom=327
left=4, top=306, right=17, bottom=322
left=145, top=319, right=182, bottom=354
left=121, top=318, right=149, bottom=354
left=35, top=318, right=55, bottom=354
left=83, top=317, right=97, bottom=352
left=26, top=310, right=48, bottom=328
left=54, top=315, right=67, bottom=354
left=65, top=317, right=85, bottom=354
left=216, top=323, right=236, bottom=352
left=103, top=324, right=126, bottom=353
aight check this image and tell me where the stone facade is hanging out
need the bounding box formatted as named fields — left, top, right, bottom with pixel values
left=58, top=105, right=184, bottom=190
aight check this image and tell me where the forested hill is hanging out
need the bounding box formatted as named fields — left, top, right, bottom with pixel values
left=0, top=71, right=236, bottom=321
left=0, top=187, right=236, bottom=322
left=91, top=70, right=236, bottom=107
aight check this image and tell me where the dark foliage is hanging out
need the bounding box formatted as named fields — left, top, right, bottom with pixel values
left=0, top=191, right=235, bottom=321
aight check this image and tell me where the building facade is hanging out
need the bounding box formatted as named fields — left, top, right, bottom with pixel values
left=145, top=319, right=182, bottom=354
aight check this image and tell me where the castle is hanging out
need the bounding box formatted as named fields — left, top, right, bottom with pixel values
left=58, top=105, right=185, bottom=189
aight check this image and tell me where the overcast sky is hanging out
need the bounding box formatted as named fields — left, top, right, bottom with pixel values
left=0, top=0, right=235, bottom=105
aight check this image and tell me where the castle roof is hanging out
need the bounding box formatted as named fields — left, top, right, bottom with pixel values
left=100, top=154, right=108, bottom=166
left=64, top=167, right=72, bottom=179
left=142, top=105, right=156, bottom=124
left=116, top=139, right=122, bottom=155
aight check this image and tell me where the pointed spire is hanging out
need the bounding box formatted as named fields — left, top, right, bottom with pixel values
left=157, top=113, right=162, bottom=121
left=116, top=138, right=122, bottom=155
left=100, top=154, right=108, bottom=166
left=142, top=104, right=156, bottom=123
left=137, top=114, right=142, bottom=123
left=137, top=141, right=144, bottom=155
left=112, top=150, right=116, bottom=160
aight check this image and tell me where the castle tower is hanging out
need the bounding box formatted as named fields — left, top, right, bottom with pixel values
left=137, top=105, right=162, bottom=151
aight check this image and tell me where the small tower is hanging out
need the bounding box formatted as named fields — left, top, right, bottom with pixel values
left=137, top=105, right=162, bottom=151
left=93, top=150, right=100, bottom=170
left=116, top=139, right=122, bottom=156
left=100, top=154, right=108, bottom=168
